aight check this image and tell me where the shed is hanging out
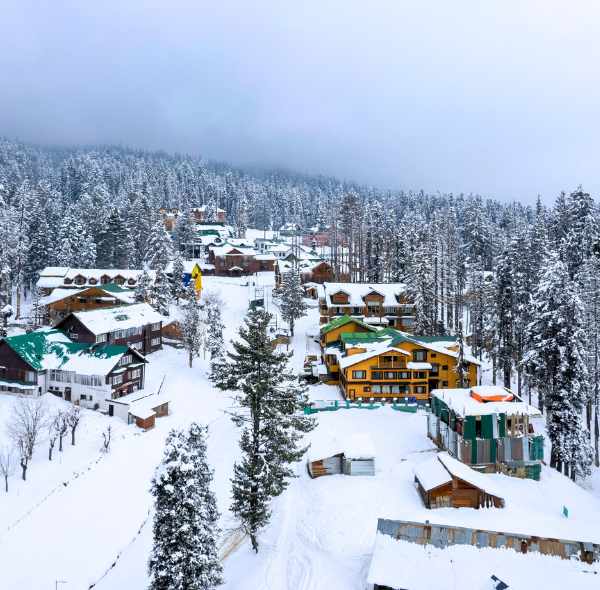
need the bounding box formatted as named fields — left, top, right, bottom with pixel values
left=106, top=391, right=171, bottom=429
left=307, top=434, right=376, bottom=478
left=413, top=452, right=504, bottom=509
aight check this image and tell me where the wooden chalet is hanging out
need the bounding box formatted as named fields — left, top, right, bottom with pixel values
left=300, top=225, right=331, bottom=247
left=414, top=452, right=504, bottom=509
left=320, top=319, right=481, bottom=403
left=53, top=303, right=164, bottom=355
left=106, top=390, right=171, bottom=429
left=319, top=283, right=414, bottom=328
left=0, top=330, right=147, bottom=409
left=206, top=241, right=275, bottom=276
left=428, top=386, right=544, bottom=480
left=38, top=284, right=134, bottom=324
left=37, top=267, right=156, bottom=296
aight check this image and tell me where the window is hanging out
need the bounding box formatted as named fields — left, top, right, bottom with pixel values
left=96, top=334, right=107, bottom=343
left=114, top=277, right=124, bottom=285
left=110, top=374, right=123, bottom=385
left=399, top=371, right=411, bottom=379
left=132, top=342, right=143, bottom=350
left=430, top=354, right=437, bottom=358
left=430, top=365, right=439, bottom=376
left=381, top=385, right=390, bottom=394
left=352, top=370, right=366, bottom=379
left=101, top=276, right=110, bottom=284
left=151, top=323, right=161, bottom=331
left=80, top=394, right=90, bottom=401
left=384, top=372, right=397, bottom=379
left=89, top=278, right=97, bottom=285
left=24, top=371, right=36, bottom=383
left=414, top=371, right=427, bottom=379
left=242, top=261, right=251, bottom=267
left=151, top=338, right=161, bottom=346
left=402, top=318, right=413, bottom=326
left=443, top=381, right=449, bottom=386
left=413, top=350, right=427, bottom=362
left=442, top=365, right=448, bottom=371
left=71, top=333, right=78, bottom=339
left=372, top=385, right=382, bottom=394
left=220, top=261, right=228, bottom=267
left=414, top=386, right=427, bottom=394
left=363, top=386, right=370, bottom=392
left=372, top=371, right=383, bottom=380
left=75, top=276, right=85, bottom=285
left=50, top=370, right=72, bottom=383
left=130, top=368, right=141, bottom=379
left=120, top=355, right=132, bottom=366
left=367, top=304, right=380, bottom=314
left=115, top=330, right=126, bottom=339
left=77, top=375, right=102, bottom=386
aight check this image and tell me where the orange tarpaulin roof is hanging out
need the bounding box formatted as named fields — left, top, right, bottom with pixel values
left=470, top=388, right=513, bottom=403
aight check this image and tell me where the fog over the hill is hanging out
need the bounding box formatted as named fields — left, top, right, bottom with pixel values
left=1, top=0, right=599, bottom=203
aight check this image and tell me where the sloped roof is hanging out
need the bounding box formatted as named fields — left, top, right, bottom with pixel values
left=413, top=456, right=452, bottom=491
left=322, top=283, right=408, bottom=307
left=66, top=303, right=164, bottom=335
left=320, top=314, right=378, bottom=335
left=1, top=330, right=139, bottom=375
left=437, top=452, right=504, bottom=499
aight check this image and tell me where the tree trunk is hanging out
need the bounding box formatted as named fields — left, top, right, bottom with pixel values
left=550, top=449, right=557, bottom=469
left=59, top=435, right=63, bottom=452
left=251, top=533, right=259, bottom=553
left=492, top=356, right=497, bottom=386
left=49, top=444, right=53, bottom=461
left=21, top=459, right=27, bottom=481
left=189, top=352, right=193, bottom=368
left=71, top=427, right=76, bottom=446
left=595, top=396, right=599, bottom=468
left=4, top=474, right=8, bottom=492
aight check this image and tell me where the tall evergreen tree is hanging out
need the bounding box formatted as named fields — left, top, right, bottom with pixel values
left=153, top=267, right=171, bottom=316
left=148, top=424, right=223, bottom=590
left=211, top=309, right=314, bottom=552
left=182, top=282, right=202, bottom=367
left=135, top=266, right=153, bottom=303
left=171, top=255, right=187, bottom=305
left=147, top=219, right=173, bottom=270
left=279, top=265, right=308, bottom=337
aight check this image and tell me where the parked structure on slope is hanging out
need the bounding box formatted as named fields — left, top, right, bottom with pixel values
left=318, top=283, right=414, bottom=328
left=414, top=452, right=504, bottom=509
left=307, top=434, right=376, bottom=478
left=53, top=303, right=164, bottom=355
left=428, top=386, right=544, bottom=480
left=319, top=319, right=481, bottom=403
left=38, top=284, right=134, bottom=324
left=0, top=330, right=146, bottom=406
left=37, top=267, right=156, bottom=296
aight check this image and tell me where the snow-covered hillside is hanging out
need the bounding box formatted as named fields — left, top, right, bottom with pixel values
left=0, top=273, right=599, bottom=589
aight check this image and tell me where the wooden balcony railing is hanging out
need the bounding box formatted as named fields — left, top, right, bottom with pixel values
left=376, top=361, right=407, bottom=369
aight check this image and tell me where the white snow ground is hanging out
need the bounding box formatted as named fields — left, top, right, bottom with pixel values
left=0, top=273, right=599, bottom=589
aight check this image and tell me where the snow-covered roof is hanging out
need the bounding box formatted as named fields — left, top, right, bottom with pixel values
left=407, top=362, right=432, bottom=370
left=255, top=253, right=277, bottom=261
left=208, top=243, right=257, bottom=257
left=430, top=388, right=541, bottom=417
left=437, top=452, right=504, bottom=499
left=195, top=204, right=225, bottom=213
left=322, top=283, right=408, bottom=308
left=362, top=316, right=389, bottom=325
left=37, top=267, right=155, bottom=289
left=39, top=286, right=133, bottom=306
left=307, top=433, right=376, bottom=462
left=338, top=340, right=410, bottom=369
left=41, top=267, right=70, bottom=276
left=67, top=303, right=164, bottom=335
left=413, top=456, right=452, bottom=491
left=367, top=534, right=554, bottom=590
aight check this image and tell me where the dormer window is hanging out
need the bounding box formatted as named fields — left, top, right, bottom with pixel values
left=128, top=278, right=136, bottom=285
left=114, top=276, right=125, bottom=285
left=64, top=278, right=73, bottom=284
left=74, top=275, right=86, bottom=285
left=101, top=275, right=111, bottom=285
left=89, top=278, right=97, bottom=285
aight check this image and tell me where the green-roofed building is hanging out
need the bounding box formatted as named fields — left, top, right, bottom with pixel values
left=0, top=329, right=147, bottom=411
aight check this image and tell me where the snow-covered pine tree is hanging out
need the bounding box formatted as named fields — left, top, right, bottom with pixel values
left=454, top=320, right=468, bottom=388
left=204, top=290, right=225, bottom=362
left=153, top=267, right=171, bottom=316
left=146, top=219, right=173, bottom=270
left=523, top=251, right=594, bottom=479
left=171, top=256, right=187, bottom=305
left=467, top=256, right=486, bottom=361
left=279, top=264, right=308, bottom=337
left=173, top=209, right=198, bottom=260
left=135, top=266, right=153, bottom=304
left=211, top=308, right=314, bottom=552
left=148, top=424, right=223, bottom=590
left=0, top=261, right=14, bottom=339
left=182, top=282, right=202, bottom=367
left=235, top=195, right=249, bottom=239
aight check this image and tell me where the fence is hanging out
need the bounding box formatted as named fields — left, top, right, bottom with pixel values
left=305, top=398, right=421, bottom=414
left=377, top=518, right=600, bottom=564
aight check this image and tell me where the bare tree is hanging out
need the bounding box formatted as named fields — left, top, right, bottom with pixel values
left=56, top=409, right=69, bottom=452
left=0, top=445, right=17, bottom=492
left=6, top=395, right=49, bottom=461
left=101, top=425, right=113, bottom=454
left=67, top=404, right=82, bottom=446
left=202, top=288, right=227, bottom=312
left=48, top=415, right=59, bottom=461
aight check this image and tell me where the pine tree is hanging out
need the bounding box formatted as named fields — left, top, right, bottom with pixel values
left=171, top=255, right=187, bottom=305
left=135, top=266, right=153, bottom=303
left=173, top=209, right=199, bottom=260
left=148, top=424, right=223, bottom=590
left=182, top=282, right=202, bottom=367
left=523, top=251, right=594, bottom=479
left=279, top=265, right=308, bottom=337
left=211, top=309, right=314, bottom=552
left=235, top=195, right=249, bottom=239
left=147, top=219, right=173, bottom=270
left=205, top=291, right=225, bottom=361
left=153, top=267, right=171, bottom=316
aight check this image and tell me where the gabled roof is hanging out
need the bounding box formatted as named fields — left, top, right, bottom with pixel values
left=320, top=314, right=378, bottom=335
left=59, top=303, right=164, bottom=335
left=338, top=340, right=410, bottom=370
left=1, top=330, right=143, bottom=375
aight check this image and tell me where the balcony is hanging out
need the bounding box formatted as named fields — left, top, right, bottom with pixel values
left=374, top=361, right=407, bottom=369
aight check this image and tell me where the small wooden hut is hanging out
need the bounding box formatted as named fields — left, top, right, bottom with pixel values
left=414, top=452, right=504, bottom=509
left=307, top=434, right=376, bottom=478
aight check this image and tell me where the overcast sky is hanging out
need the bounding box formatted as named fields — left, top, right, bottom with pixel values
left=1, top=1, right=599, bottom=203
